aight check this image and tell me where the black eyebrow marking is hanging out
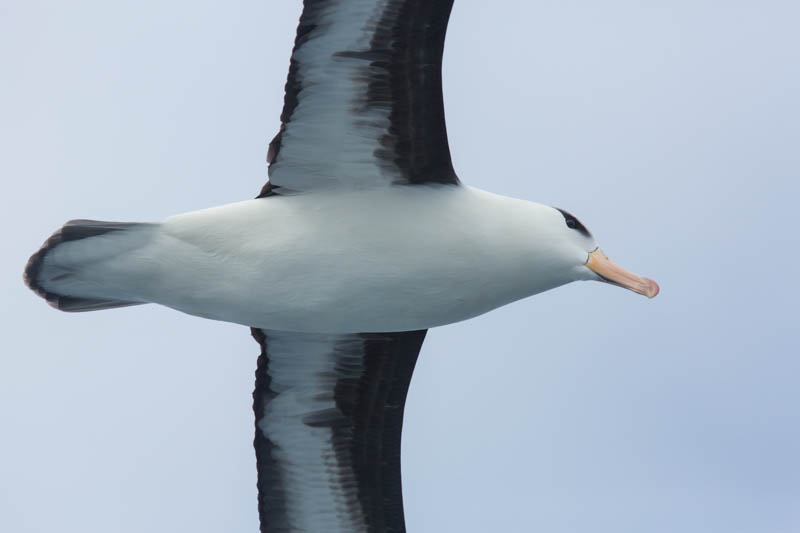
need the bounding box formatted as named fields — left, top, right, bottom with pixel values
left=555, top=208, right=592, bottom=237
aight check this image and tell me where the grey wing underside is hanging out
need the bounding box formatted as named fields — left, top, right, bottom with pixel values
left=251, top=328, right=427, bottom=532
left=259, top=0, right=459, bottom=197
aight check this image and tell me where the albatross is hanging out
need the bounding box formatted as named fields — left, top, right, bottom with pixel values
left=24, top=0, right=659, bottom=531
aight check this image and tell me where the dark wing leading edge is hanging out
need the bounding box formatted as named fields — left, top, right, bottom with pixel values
left=251, top=328, right=427, bottom=532
left=259, top=0, right=458, bottom=196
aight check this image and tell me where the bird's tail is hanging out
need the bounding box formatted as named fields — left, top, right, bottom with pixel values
left=24, top=219, right=157, bottom=312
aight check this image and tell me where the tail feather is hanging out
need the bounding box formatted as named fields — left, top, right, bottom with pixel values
left=24, top=219, right=153, bottom=312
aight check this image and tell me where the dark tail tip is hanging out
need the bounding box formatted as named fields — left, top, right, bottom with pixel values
left=24, top=220, right=143, bottom=312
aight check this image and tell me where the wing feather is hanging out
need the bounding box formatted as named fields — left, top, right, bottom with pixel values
left=261, top=0, right=458, bottom=195
left=251, top=328, right=426, bottom=532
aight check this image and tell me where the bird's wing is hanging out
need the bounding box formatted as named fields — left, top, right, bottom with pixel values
left=259, top=0, right=458, bottom=197
left=251, top=328, right=426, bottom=532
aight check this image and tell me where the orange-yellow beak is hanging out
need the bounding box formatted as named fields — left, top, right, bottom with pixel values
left=586, top=248, right=659, bottom=298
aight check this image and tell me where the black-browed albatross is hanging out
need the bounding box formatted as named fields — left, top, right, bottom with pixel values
left=24, top=1, right=659, bottom=531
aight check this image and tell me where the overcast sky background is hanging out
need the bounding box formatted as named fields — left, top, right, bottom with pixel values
left=2, top=1, right=799, bottom=532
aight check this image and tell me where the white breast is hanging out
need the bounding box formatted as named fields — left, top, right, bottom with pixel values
left=121, top=186, right=575, bottom=333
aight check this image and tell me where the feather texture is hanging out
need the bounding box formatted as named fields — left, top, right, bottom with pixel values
left=252, top=328, right=426, bottom=532
left=262, top=0, right=458, bottom=194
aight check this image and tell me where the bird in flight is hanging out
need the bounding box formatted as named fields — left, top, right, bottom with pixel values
left=24, top=1, right=658, bottom=531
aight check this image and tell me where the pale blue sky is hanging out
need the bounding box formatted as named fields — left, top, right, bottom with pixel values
left=1, top=1, right=799, bottom=532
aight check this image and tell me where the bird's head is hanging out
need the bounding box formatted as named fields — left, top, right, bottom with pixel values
left=547, top=206, right=659, bottom=298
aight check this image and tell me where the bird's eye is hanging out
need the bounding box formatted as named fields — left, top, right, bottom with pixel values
left=555, top=207, right=592, bottom=237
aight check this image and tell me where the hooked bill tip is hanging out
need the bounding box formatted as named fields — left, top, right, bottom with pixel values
left=643, top=278, right=660, bottom=299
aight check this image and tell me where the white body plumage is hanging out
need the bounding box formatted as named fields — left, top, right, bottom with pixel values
left=36, top=185, right=596, bottom=333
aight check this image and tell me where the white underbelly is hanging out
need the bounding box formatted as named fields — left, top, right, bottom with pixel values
left=130, top=186, right=571, bottom=333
